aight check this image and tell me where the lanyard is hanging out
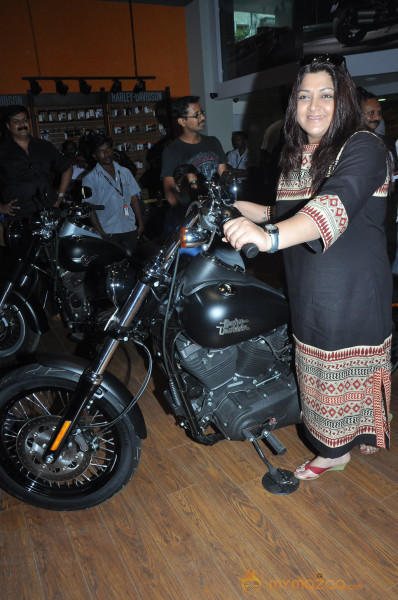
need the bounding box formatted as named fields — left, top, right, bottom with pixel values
left=235, top=152, right=246, bottom=169
left=100, top=169, right=125, bottom=201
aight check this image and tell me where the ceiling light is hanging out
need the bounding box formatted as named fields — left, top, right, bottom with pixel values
left=79, top=79, right=91, bottom=95
left=55, top=79, right=69, bottom=95
left=110, top=79, right=122, bottom=94
left=133, top=79, right=146, bottom=94
left=29, top=79, right=42, bottom=96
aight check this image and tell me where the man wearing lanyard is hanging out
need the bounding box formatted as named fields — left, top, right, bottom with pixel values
left=82, top=134, right=144, bottom=253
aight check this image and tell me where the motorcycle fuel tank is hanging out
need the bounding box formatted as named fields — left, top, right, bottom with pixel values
left=178, top=253, right=290, bottom=349
left=58, top=235, right=127, bottom=272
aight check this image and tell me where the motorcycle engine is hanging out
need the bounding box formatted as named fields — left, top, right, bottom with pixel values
left=174, top=325, right=300, bottom=441
left=58, top=269, right=91, bottom=321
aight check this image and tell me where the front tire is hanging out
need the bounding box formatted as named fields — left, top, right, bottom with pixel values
left=0, top=363, right=141, bottom=510
left=0, top=304, right=40, bottom=365
left=332, top=5, right=368, bottom=46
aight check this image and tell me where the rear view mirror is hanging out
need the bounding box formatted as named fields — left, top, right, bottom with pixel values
left=81, top=185, right=92, bottom=199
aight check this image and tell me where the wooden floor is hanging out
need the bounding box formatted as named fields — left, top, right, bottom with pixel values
left=1, top=302, right=398, bottom=599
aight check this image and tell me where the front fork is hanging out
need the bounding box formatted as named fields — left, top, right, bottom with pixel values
left=42, top=281, right=151, bottom=463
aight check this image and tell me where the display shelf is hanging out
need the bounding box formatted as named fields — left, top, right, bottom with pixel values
left=29, top=89, right=170, bottom=176
left=106, top=89, right=170, bottom=177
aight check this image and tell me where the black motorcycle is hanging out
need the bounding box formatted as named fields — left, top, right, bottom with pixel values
left=0, top=197, right=136, bottom=365
left=331, top=0, right=398, bottom=46
left=0, top=179, right=305, bottom=510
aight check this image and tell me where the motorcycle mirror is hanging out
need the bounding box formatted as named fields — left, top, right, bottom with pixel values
left=81, top=185, right=92, bottom=199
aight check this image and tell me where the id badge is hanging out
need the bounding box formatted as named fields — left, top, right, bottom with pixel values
left=123, top=204, right=129, bottom=217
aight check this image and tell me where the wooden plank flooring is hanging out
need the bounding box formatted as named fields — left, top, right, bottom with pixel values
left=1, top=315, right=398, bottom=599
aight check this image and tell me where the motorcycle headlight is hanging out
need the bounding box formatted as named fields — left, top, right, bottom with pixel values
left=3, top=218, right=36, bottom=256
left=106, top=262, right=136, bottom=307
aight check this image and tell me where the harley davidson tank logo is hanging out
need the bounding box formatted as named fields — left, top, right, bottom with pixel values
left=216, top=318, right=250, bottom=335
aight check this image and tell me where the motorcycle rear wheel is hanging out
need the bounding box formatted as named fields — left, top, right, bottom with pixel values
left=0, top=363, right=141, bottom=510
left=0, top=304, right=40, bottom=365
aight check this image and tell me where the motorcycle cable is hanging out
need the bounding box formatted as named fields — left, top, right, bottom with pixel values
left=83, top=339, right=153, bottom=436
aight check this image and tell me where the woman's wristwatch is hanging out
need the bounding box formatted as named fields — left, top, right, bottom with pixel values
left=264, top=223, right=279, bottom=253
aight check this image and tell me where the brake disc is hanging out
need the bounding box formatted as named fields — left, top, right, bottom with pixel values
left=16, top=415, right=92, bottom=481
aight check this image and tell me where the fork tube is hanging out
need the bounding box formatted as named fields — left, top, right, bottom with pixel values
left=42, top=281, right=151, bottom=462
left=92, top=281, right=151, bottom=375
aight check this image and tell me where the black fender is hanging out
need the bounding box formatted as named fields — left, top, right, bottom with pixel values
left=37, top=353, right=147, bottom=440
left=1, top=287, right=49, bottom=334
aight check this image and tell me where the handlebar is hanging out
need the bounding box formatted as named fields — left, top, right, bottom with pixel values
left=218, top=204, right=259, bottom=259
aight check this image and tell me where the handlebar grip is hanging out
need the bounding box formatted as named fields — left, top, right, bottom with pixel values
left=241, top=243, right=259, bottom=259
left=82, top=201, right=105, bottom=211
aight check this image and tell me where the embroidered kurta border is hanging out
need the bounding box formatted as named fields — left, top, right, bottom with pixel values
left=294, top=335, right=391, bottom=449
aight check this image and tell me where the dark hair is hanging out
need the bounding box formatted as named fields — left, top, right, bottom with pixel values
left=232, top=131, right=248, bottom=140
left=356, top=87, right=377, bottom=104
left=173, top=163, right=198, bottom=185
left=4, top=104, right=29, bottom=123
left=89, top=133, right=113, bottom=156
left=171, top=96, right=200, bottom=120
left=280, top=58, right=365, bottom=194
left=62, top=140, right=77, bottom=153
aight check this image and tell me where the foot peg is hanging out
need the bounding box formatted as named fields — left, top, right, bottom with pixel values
left=243, top=426, right=299, bottom=495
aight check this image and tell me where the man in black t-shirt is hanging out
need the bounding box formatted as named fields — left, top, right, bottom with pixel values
left=160, top=96, right=227, bottom=209
left=0, top=105, right=72, bottom=219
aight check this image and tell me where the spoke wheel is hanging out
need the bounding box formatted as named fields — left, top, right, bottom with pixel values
left=0, top=365, right=141, bottom=510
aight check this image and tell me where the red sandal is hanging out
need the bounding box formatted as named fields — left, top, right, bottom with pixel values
left=294, top=460, right=349, bottom=480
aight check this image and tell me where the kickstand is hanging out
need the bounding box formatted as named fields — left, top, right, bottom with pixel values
left=251, top=440, right=300, bottom=495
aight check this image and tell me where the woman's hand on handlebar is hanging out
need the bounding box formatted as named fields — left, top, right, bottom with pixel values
left=223, top=217, right=270, bottom=253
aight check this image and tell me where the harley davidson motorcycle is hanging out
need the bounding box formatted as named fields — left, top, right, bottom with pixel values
left=331, top=0, right=398, bottom=46
left=0, top=179, right=304, bottom=510
left=0, top=195, right=136, bottom=365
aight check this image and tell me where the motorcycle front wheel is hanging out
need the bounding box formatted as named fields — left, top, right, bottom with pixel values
left=0, top=363, right=142, bottom=510
left=0, top=304, right=40, bottom=365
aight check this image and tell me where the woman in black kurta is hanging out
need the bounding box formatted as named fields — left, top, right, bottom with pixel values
left=277, top=132, right=391, bottom=459
left=223, top=55, right=392, bottom=480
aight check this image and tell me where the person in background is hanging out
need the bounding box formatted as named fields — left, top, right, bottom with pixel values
left=61, top=140, right=88, bottom=181
left=224, top=54, right=392, bottom=475
left=162, top=163, right=201, bottom=239
left=0, top=104, right=72, bottom=219
left=226, top=131, right=249, bottom=175
left=59, top=140, right=89, bottom=202
left=226, top=131, right=250, bottom=199
left=259, top=86, right=291, bottom=205
left=161, top=96, right=227, bottom=210
left=82, top=134, right=144, bottom=254
left=358, top=88, right=398, bottom=266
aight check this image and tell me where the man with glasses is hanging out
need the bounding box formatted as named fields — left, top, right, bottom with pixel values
left=0, top=105, right=72, bottom=219
left=161, top=96, right=227, bottom=210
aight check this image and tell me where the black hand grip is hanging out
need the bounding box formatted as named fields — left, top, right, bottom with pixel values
left=241, top=243, right=259, bottom=258
left=86, top=203, right=105, bottom=211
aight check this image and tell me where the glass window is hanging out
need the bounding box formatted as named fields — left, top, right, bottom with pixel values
left=218, top=0, right=300, bottom=81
